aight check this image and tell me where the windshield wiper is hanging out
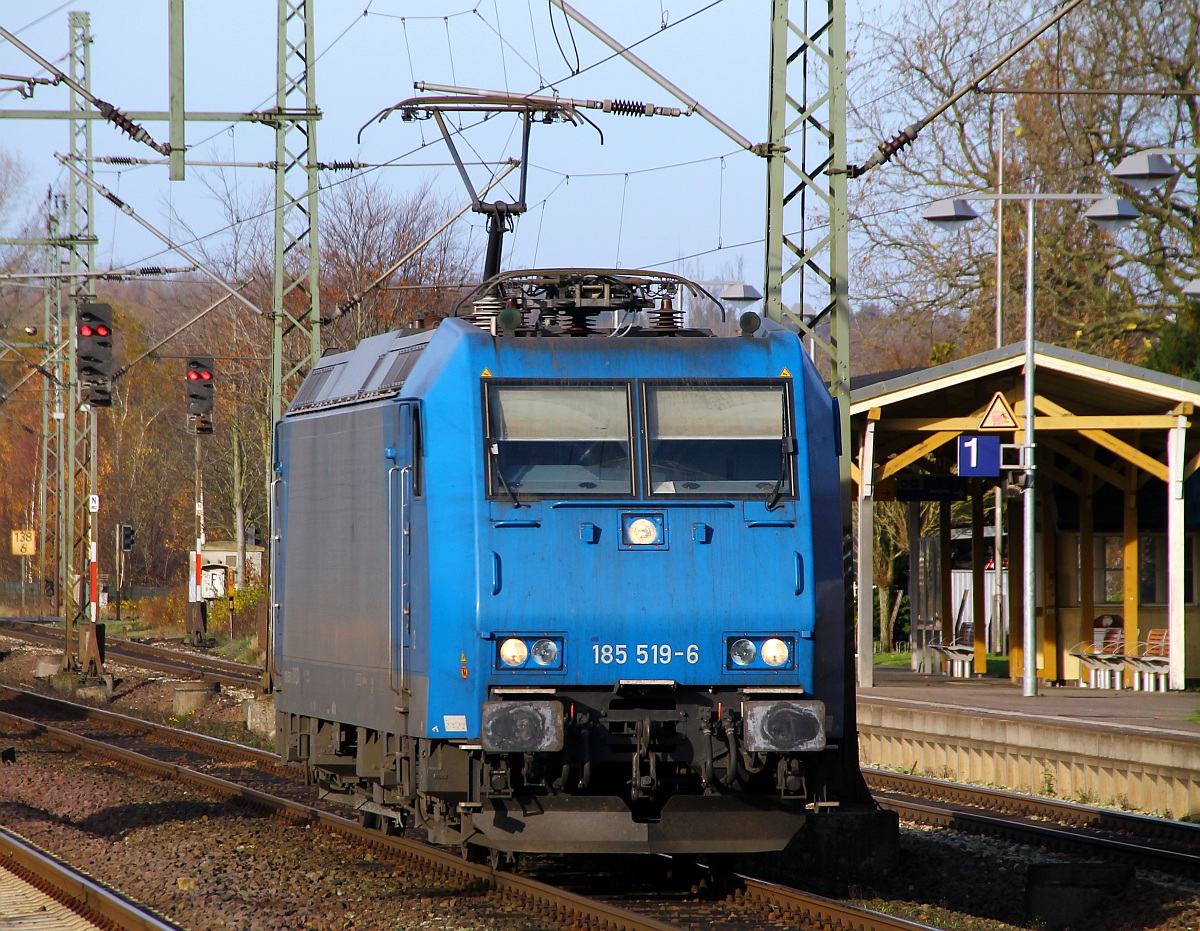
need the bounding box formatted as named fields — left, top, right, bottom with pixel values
left=491, top=443, right=524, bottom=508
left=765, top=436, right=796, bottom=511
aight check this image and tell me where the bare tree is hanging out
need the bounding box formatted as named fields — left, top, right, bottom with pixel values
left=850, top=0, right=1199, bottom=365
left=320, top=175, right=478, bottom=348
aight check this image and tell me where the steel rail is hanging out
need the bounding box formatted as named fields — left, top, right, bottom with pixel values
left=870, top=789, right=1200, bottom=876
left=0, top=683, right=280, bottom=767
left=0, top=620, right=262, bottom=687
left=876, top=793, right=1200, bottom=873
left=0, top=823, right=181, bottom=931
left=865, top=768, right=1200, bottom=851
left=738, top=875, right=940, bottom=931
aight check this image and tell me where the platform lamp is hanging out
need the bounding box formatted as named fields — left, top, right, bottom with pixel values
left=1112, top=148, right=1200, bottom=306
left=923, top=192, right=1140, bottom=696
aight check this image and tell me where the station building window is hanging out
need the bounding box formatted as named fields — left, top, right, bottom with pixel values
left=1138, top=535, right=1195, bottom=605
left=1063, top=534, right=1197, bottom=606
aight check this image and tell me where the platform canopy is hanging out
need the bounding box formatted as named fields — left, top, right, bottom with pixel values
left=849, top=340, right=1200, bottom=691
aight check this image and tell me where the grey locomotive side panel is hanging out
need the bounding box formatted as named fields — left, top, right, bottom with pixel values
left=278, top=405, right=395, bottom=726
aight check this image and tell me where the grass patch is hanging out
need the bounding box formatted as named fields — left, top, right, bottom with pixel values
left=873, top=650, right=1012, bottom=677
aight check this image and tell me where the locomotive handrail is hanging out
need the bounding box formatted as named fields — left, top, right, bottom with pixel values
left=400, top=465, right=413, bottom=695
left=267, top=475, right=285, bottom=693
left=386, top=464, right=405, bottom=702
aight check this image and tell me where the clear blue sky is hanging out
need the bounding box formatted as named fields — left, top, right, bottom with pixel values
left=3, top=1, right=898, bottom=302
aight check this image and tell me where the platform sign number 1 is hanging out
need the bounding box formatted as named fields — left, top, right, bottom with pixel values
left=958, top=435, right=1001, bottom=477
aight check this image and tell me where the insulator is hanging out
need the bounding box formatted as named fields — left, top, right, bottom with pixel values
left=563, top=307, right=598, bottom=336
left=108, top=156, right=138, bottom=165
left=469, top=296, right=505, bottom=335
left=603, top=99, right=651, bottom=117
left=650, top=310, right=684, bottom=330
left=319, top=161, right=357, bottom=171
left=138, top=267, right=166, bottom=276
left=649, top=296, right=683, bottom=331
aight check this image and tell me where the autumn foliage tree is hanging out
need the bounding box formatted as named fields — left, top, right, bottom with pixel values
left=849, top=0, right=1199, bottom=372
left=0, top=167, right=477, bottom=591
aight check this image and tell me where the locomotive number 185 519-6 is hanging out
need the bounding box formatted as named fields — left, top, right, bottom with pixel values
left=592, top=643, right=700, bottom=665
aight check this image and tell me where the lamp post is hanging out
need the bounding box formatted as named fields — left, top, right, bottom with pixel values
left=1113, top=147, right=1199, bottom=690
left=924, top=192, right=1139, bottom=696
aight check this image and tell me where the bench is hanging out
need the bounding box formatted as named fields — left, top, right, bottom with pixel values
left=930, top=628, right=975, bottom=678
left=1124, top=629, right=1169, bottom=692
left=1069, top=625, right=1126, bottom=689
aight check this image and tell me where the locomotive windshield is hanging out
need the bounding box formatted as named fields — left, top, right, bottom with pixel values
left=485, top=384, right=633, bottom=496
left=644, top=384, right=792, bottom=496
left=483, top=380, right=793, bottom=500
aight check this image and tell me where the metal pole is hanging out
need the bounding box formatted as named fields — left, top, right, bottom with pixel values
left=114, top=522, right=122, bottom=625
left=993, top=116, right=1005, bottom=653
left=168, top=0, right=185, bottom=180
left=1022, top=198, right=1037, bottom=697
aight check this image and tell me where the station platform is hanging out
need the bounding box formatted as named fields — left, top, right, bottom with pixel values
left=855, top=667, right=1200, bottom=818
left=859, top=665, right=1200, bottom=743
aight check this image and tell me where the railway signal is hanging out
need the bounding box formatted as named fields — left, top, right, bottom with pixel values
left=76, top=302, right=114, bottom=407
left=185, top=355, right=215, bottom=434
left=119, top=524, right=135, bottom=552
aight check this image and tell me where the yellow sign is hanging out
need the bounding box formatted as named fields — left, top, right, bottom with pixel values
left=978, top=392, right=1019, bottom=431
left=480, top=368, right=493, bottom=378
left=10, top=529, right=35, bottom=557
left=779, top=368, right=792, bottom=378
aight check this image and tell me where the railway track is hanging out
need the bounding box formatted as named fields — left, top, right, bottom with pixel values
left=0, top=684, right=938, bottom=931
left=0, top=824, right=181, bottom=931
left=0, top=618, right=262, bottom=687
left=865, top=767, right=1200, bottom=876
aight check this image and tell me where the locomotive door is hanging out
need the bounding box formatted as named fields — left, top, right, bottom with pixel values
left=386, top=402, right=415, bottom=707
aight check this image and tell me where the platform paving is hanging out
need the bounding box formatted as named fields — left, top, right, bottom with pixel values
left=859, top=666, right=1200, bottom=741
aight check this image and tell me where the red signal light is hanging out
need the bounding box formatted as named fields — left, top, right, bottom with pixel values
left=200, top=371, right=212, bottom=381
left=187, top=370, right=199, bottom=381
left=80, top=325, right=94, bottom=337
left=95, top=325, right=110, bottom=337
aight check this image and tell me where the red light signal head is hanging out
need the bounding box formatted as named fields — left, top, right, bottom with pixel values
left=187, top=370, right=199, bottom=381
left=200, top=371, right=212, bottom=381
left=95, top=325, right=110, bottom=337
left=80, top=324, right=94, bottom=337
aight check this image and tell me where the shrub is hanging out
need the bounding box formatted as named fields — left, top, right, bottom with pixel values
left=132, top=587, right=188, bottom=636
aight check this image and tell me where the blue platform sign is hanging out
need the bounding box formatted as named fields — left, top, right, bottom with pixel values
left=958, top=435, right=1001, bottom=477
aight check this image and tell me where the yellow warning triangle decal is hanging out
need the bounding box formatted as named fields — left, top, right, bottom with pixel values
left=460, top=652, right=467, bottom=663
left=779, top=368, right=792, bottom=378
left=978, top=392, right=1019, bottom=431
left=480, top=368, right=493, bottom=378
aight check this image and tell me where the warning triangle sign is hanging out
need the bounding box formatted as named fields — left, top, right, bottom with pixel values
left=978, top=392, right=1019, bottom=431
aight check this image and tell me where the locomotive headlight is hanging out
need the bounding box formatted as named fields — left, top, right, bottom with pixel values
left=499, top=638, right=529, bottom=667
left=531, top=638, right=559, bottom=666
left=626, top=517, right=660, bottom=546
left=730, top=638, right=757, bottom=666
left=761, top=638, right=790, bottom=667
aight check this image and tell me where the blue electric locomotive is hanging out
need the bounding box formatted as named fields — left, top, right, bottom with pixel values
left=273, top=269, right=871, bottom=858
